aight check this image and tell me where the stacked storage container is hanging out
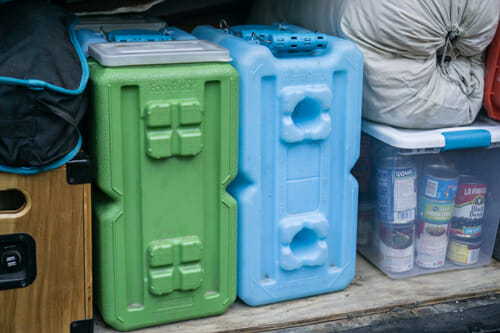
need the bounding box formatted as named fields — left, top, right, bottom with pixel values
left=193, top=23, right=363, bottom=305
left=356, top=117, right=500, bottom=278
left=85, top=26, right=239, bottom=330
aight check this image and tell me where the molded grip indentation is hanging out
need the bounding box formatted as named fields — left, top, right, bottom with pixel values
left=145, top=99, right=203, bottom=159
left=147, top=236, right=203, bottom=295
left=292, top=99, right=321, bottom=130
left=280, top=85, right=332, bottom=143
left=279, top=214, right=328, bottom=271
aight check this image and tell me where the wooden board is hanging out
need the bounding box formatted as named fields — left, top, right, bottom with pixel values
left=0, top=167, right=92, bottom=333
left=95, top=256, right=500, bottom=333
left=84, top=178, right=93, bottom=318
left=269, top=296, right=500, bottom=332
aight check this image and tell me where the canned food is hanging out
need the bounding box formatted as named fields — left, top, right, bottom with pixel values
left=357, top=200, right=375, bottom=246
left=377, top=220, right=415, bottom=273
left=451, top=175, right=487, bottom=238
left=416, top=220, right=451, bottom=268
left=447, top=236, right=481, bottom=265
left=375, top=156, right=417, bottom=224
left=422, top=165, right=458, bottom=201
left=419, top=197, right=455, bottom=223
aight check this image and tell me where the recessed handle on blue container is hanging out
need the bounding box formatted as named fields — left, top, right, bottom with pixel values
left=226, top=23, right=327, bottom=53
left=441, top=129, right=491, bottom=151
left=107, top=29, right=172, bottom=42
left=76, top=28, right=175, bottom=57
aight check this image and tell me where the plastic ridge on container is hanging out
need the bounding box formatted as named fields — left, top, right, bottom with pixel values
left=227, top=24, right=328, bottom=53
left=192, top=22, right=363, bottom=306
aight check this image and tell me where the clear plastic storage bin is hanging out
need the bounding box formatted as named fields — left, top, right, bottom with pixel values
left=355, top=117, right=500, bottom=278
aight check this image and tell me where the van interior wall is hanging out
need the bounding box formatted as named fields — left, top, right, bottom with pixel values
left=52, top=0, right=252, bottom=30
left=155, top=0, right=252, bottom=31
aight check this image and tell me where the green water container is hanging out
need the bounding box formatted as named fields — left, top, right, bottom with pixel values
left=87, top=40, right=238, bottom=331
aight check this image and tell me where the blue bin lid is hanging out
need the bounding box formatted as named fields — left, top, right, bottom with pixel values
left=362, top=116, right=500, bottom=151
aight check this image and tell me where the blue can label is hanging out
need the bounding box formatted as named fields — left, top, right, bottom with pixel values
left=376, top=165, right=417, bottom=224
left=422, top=175, right=458, bottom=201
left=462, top=225, right=482, bottom=235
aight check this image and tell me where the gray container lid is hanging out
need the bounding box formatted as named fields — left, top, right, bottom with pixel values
left=75, top=15, right=166, bottom=32
left=88, top=40, right=232, bottom=66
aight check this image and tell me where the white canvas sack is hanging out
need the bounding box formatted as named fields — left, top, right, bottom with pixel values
left=251, top=0, right=500, bottom=128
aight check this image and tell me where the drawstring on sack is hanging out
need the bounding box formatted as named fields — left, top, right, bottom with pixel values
left=440, top=28, right=459, bottom=68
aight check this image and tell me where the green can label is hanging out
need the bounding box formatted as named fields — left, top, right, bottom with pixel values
left=420, top=197, right=454, bottom=223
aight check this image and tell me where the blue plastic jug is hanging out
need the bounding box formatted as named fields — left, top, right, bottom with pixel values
left=192, top=23, right=364, bottom=306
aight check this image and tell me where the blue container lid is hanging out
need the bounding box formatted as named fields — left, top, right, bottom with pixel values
left=362, top=116, right=500, bottom=151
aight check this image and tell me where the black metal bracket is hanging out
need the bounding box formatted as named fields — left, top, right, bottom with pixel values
left=70, top=318, right=94, bottom=333
left=66, top=152, right=92, bottom=185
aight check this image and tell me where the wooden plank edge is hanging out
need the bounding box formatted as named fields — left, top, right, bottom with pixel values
left=84, top=183, right=93, bottom=319
left=220, top=290, right=500, bottom=333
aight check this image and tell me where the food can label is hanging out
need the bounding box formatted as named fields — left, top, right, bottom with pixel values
left=450, top=224, right=482, bottom=237
left=376, top=166, right=417, bottom=223
left=416, top=221, right=450, bottom=268
left=454, top=184, right=487, bottom=220
left=447, top=240, right=480, bottom=265
left=420, top=197, right=454, bottom=223
left=378, top=240, right=414, bottom=273
left=377, top=222, right=415, bottom=272
left=423, top=175, right=458, bottom=201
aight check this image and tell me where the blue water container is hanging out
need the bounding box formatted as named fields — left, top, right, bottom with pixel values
left=192, top=23, right=363, bottom=306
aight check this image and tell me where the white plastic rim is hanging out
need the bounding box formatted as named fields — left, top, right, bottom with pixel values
left=89, top=40, right=232, bottom=66
left=362, top=116, right=500, bottom=150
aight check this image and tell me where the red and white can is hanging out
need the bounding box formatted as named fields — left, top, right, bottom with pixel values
left=451, top=175, right=487, bottom=238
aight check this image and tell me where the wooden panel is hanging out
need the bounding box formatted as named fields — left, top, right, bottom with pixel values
left=83, top=183, right=93, bottom=319
left=0, top=166, right=92, bottom=333
left=95, top=256, right=500, bottom=333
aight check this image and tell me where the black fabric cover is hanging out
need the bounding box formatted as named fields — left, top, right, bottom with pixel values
left=0, top=2, right=87, bottom=169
